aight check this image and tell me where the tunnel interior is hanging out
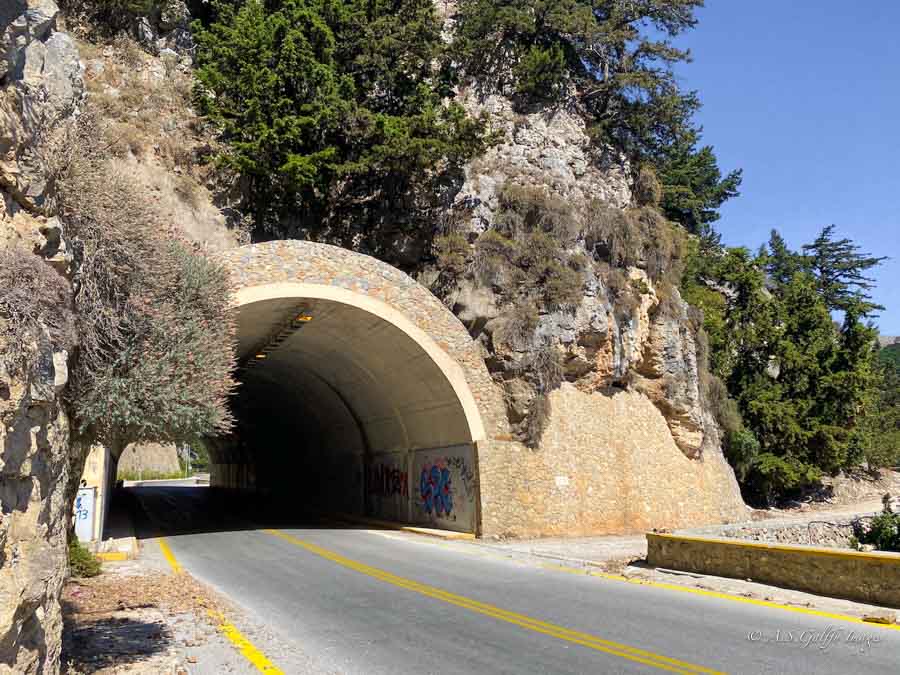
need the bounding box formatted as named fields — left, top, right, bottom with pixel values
left=207, top=293, right=481, bottom=533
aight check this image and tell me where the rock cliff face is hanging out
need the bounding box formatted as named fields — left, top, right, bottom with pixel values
left=1, top=2, right=82, bottom=672
left=439, top=87, right=718, bottom=461
left=0, top=334, right=71, bottom=674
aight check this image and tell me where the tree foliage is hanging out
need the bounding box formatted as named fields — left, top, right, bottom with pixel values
left=863, top=347, right=900, bottom=468
left=658, top=137, right=742, bottom=236
left=192, top=0, right=489, bottom=237
left=455, top=0, right=701, bottom=156
left=453, top=0, right=740, bottom=232
left=683, top=229, right=884, bottom=503
left=801, top=225, right=886, bottom=315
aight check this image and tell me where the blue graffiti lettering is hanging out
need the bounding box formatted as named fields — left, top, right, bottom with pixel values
left=420, top=464, right=453, bottom=516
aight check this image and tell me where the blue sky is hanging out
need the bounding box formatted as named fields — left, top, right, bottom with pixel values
left=669, top=1, right=900, bottom=334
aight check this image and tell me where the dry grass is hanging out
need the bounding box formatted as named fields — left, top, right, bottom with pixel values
left=74, top=35, right=240, bottom=251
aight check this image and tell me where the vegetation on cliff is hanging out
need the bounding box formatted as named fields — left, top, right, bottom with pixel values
left=45, top=112, right=237, bottom=456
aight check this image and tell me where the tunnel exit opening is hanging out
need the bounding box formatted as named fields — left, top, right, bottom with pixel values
left=209, top=283, right=484, bottom=534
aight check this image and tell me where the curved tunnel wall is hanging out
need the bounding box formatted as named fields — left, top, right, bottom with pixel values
left=215, top=241, right=511, bottom=534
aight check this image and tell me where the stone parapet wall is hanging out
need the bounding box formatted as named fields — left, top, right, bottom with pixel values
left=647, top=533, right=900, bottom=608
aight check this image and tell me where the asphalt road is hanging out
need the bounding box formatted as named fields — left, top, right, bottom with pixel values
left=127, top=485, right=900, bottom=674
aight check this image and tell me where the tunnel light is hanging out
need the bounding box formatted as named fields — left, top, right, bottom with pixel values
left=296, top=314, right=313, bottom=322
left=255, top=353, right=267, bottom=359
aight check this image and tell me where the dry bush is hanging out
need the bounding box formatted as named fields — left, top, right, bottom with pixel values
left=46, top=112, right=236, bottom=452
left=542, top=260, right=583, bottom=308
left=495, top=183, right=580, bottom=244
left=0, top=247, right=75, bottom=373
left=434, top=232, right=470, bottom=278
left=103, top=120, right=146, bottom=157
left=503, top=300, right=539, bottom=350
left=520, top=343, right=564, bottom=448
left=475, top=184, right=586, bottom=309
left=111, top=33, right=144, bottom=70
left=586, top=202, right=687, bottom=284
left=172, top=173, right=203, bottom=210
left=473, top=229, right=518, bottom=284
left=633, top=165, right=662, bottom=207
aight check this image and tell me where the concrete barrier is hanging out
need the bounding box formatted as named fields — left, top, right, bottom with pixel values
left=646, top=532, right=900, bottom=608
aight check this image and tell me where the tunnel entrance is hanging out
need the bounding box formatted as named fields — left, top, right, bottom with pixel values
left=213, top=280, right=485, bottom=534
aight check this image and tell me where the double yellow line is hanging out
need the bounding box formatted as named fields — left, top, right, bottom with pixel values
left=264, top=529, right=722, bottom=675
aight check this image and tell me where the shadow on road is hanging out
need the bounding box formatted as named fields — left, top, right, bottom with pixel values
left=115, top=484, right=385, bottom=541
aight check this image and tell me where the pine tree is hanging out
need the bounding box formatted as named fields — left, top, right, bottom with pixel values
left=801, top=225, right=886, bottom=315
left=192, top=0, right=489, bottom=236
left=658, top=137, right=742, bottom=236
left=763, top=229, right=802, bottom=287
left=453, top=0, right=704, bottom=160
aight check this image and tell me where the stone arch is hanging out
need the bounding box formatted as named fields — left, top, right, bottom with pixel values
left=216, top=241, right=509, bottom=534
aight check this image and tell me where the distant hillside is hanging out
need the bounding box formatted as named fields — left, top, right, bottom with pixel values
left=879, top=335, right=899, bottom=348
left=881, top=342, right=900, bottom=370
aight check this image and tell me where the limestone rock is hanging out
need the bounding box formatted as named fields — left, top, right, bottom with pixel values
left=454, top=91, right=631, bottom=233
left=0, top=332, right=72, bottom=675
left=0, top=0, right=83, bottom=213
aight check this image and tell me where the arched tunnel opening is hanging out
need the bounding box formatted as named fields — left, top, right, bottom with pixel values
left=204, top=286, right=483, bottom=534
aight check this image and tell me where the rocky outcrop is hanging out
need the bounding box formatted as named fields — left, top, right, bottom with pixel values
left=131, top=0, right=194, bottom=56
left=435, top=78, right=722, bottom=458
left=1, top=0, right=83, bottom=212
left=0, top=333, right=71, bottom=675
left=455, top=90, right=631, bottom=232
left=1, top=2, right=82, bottom=672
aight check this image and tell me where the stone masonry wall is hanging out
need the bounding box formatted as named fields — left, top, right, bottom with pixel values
left=479, top=385, right=747, bottom=538
left=117, top=442, right=181, bottom=477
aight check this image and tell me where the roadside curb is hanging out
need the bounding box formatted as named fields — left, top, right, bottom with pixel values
left=332, top=513, right=475, bottom=540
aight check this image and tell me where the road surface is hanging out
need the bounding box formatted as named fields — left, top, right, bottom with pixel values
left=127, top=485, right=900, bottom=674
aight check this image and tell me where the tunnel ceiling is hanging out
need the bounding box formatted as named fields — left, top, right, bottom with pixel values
left=234, top=297, right=474, bottom=454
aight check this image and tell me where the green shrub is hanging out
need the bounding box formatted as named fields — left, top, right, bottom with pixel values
left=853, top=508, right=900, bottom=552
left=749, top=453, right=821, bottom=505
left=116, top=469, right=186, bottom=481
left=68, top=538, right=102, bottom=578
left=513, top=44, right=568, bottom=101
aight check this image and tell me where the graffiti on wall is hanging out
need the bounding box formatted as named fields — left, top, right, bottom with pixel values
left=413, top=447, right=477, bottom=532
left=419, top=460, right=453, bottom=516
left=366, top=462, right=408, bottom=498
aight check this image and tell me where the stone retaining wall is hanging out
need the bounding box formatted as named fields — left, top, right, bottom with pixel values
left=647, top=533, right=900, bottom=608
